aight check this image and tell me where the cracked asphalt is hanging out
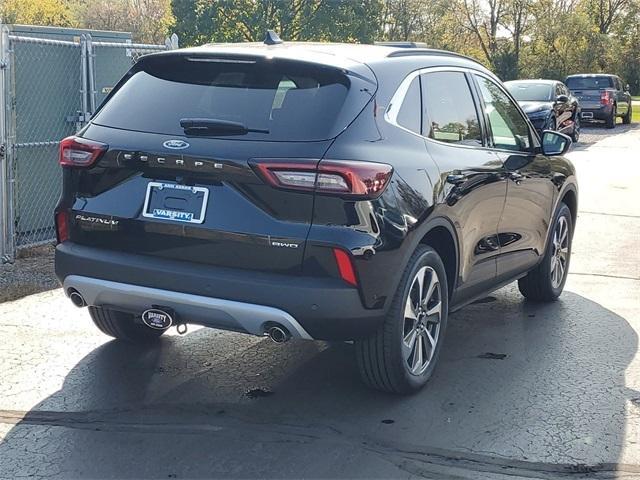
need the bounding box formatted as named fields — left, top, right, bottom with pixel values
left=0, top=125, right=639, bottom=479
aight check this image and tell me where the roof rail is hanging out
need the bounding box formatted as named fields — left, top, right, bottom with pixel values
left=386, top=47, right=481, bottom=64
left=375, top=41, right=430, bottom=48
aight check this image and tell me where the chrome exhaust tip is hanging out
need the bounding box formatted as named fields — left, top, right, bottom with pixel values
left=68, top=289, right=87, bottom=308
left=267, top=325, right=291, bottom=344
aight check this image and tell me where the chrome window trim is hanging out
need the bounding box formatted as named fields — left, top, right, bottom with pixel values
left=385, top=65, right=536, bottom=155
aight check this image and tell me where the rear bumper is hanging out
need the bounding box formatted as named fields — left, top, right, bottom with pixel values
left=581, top=106, right=613, bottom=120
left=55, top=242, right=385, bottom=340
left=63, top=275, right=313, bottom=339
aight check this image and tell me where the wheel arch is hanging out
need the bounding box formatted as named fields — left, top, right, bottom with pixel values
left=385, top=216, right=460, bottom=309
left=419, top=223, right=459, bottom=298
left=540, top=182, right=578, bottom=256
left=560, top=186, right=578, bottom=226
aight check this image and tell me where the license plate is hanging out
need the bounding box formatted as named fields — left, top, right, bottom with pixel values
left=142, top=182, right=209, bottom=224
left=581, top=112, right=593, bottom=119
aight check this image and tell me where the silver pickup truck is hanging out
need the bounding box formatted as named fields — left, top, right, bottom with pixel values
left=565, top=74, right=632, bottom=128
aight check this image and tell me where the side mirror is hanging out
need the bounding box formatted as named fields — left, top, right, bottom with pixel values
left=555, top=94, right=569, bottom=103
left=541, top=130, right=571, bottom=156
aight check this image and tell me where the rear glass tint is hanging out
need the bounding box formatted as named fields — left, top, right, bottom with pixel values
left=92, top=55, right=375, bottom=141
left=565, top=76, right=613, bottom=90
left=506, top=82, right=553, bottom=102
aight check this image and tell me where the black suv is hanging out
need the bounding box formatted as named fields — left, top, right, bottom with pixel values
left=505, top=79, right=580, bottom=141
left=565, top=74, right=632, bottom=128
left=55, top=39, right=578, bottom=394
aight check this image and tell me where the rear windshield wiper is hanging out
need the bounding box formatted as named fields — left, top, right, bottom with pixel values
left=180, top=118, right=269, bottom=136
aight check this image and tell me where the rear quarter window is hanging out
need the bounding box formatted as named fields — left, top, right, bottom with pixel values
left=396, top=76, right=421, bottom=134
left=92, top=55, right=375, bottom=142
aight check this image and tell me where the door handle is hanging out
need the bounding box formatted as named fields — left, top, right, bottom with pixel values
left=507, top=171, right=524, bottom=184
left=446, top=173, right=467, bottom=185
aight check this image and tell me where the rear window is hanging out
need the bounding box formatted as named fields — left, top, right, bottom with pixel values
left=92, top=55, right=375, bottom=141
left=506, top=82, right=553, bottom=102
left=565, top=76, right=613, bottom=90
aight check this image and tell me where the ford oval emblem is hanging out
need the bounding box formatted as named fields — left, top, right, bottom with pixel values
left=141, top=308, right=173, bottom=330
left=163, top=139, right=190, bottom=150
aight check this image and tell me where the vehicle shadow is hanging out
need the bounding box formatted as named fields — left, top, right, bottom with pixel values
left=0, top=286, right=638, bottom=478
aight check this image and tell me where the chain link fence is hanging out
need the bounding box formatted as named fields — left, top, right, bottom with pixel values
left=11, top=35, right=84, bottom=250
left=0, top=26, right=177, bottom=263
left=87, top=37, right=175, bottom=114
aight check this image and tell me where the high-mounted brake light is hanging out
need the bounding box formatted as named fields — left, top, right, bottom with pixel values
left=600, top=91, right=613, bottom=105
left=59, top=136, right=108, bottom=167
left=251, top=159, right=393, bottom=199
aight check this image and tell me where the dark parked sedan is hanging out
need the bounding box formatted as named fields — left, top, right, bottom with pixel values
left=505, top=79, right=580, bottom=142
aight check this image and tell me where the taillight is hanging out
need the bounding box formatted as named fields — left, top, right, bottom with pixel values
left=251, top=159, right=393, bottom=199
left=55, top=210, right=69, bottom=243
left=59, top=136, right=107, bottom=167
left=600, top=91, right=613, bottom=105
left=333, top=248, right=357, bottom=286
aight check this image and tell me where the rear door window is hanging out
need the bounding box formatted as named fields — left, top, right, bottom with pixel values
left=420, top=71, right=482, bottom=146
left=92, top=55, right=375, bottom=142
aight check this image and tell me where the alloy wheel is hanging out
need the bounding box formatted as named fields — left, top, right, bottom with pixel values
left=402, top=266, right=442, bottom=375
left=550, top=216, right=569, bottom=288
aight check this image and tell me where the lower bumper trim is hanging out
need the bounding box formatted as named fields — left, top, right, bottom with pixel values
left=63, top=275, right=314, bottom=340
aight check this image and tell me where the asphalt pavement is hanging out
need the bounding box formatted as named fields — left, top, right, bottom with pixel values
left=0, top=124, right=639, bottom=479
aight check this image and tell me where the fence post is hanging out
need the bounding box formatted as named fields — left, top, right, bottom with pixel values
left=80, top=34, right=89, bottom=127
left=165, top=33, right=179, bottom=50
left=0, top=25, right=15, bottom=263
left=86, top=34, right=96, bottom=116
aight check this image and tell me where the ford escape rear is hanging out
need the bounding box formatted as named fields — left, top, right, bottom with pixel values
left=55, top=39, right=578, bottom=394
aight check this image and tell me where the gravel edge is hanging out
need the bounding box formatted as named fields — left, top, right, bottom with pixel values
left=0, top=244, right=58, bottom=303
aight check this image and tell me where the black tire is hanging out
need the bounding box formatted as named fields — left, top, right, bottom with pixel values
left=571, top=115, right=580, bottom=143
left=355, top=245, right=449, bottom=394
left=623, top=103, right=632, bottom=125
left=606, top=106, right=616, bottom=129
left=518, top=203, right=573, bottom=302
left=89, top=306, right=165, bottom=343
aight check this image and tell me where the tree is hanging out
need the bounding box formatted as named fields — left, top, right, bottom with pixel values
left=586, top=0, right=630, bottom=33
left=612, top=0, right=640, bottom=92
left=458, top=0, right=506, bottom=68
left=171, top=0, right=384, bottom=46
left=75, top=0, right=174, bottom=43
left=0, top=0, right=75, bottom=26
left=379, top=0, right=469, bottom=50
left=380, top=0, right=426, bottom=40
left=498, top=0, right=533, bottom=78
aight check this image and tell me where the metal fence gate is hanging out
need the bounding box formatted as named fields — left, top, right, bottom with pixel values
left=0, top=26, right=177, bottom=263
